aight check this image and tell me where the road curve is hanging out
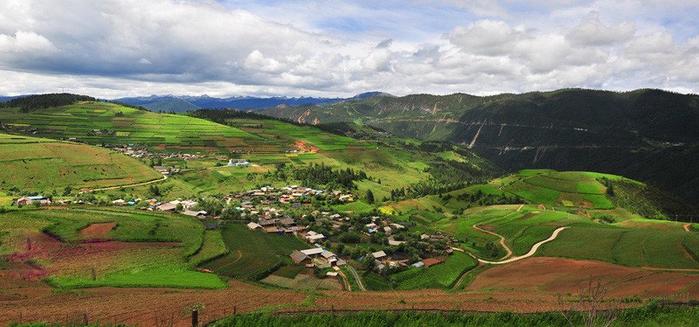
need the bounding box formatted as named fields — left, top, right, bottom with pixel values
left=473, top=224, right=513, bottom=260
left=87, top=175, right=168, bottom=192
left=684, top=224, right=691, bottom=232
left=478, top=227, right=569, bottom=265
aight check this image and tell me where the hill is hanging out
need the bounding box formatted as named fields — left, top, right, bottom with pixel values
left=0, top=100, right=259, bottom=151
left=263, top=89, right=699, bottom=206
left=114, top=92, right=394, bottom=112
left=0, top=133, right=161, bottom=195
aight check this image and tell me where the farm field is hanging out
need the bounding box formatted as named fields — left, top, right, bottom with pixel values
left=0, top=133, right=161, bottom=193
left=0, top=102, right=257, bottom=150
left=0, top=207, right=225, bottom=289
left=388, top=252, right=477, bottom=290
left=202, top=223, right=307, bottom=280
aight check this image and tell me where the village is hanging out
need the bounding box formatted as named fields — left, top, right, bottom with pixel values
left=13, top=181, right=457, bottom=280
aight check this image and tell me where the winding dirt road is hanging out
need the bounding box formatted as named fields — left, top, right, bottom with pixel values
left=477, top=227, right=569, bottom=265
left=345, top=265, right=366, bottom=291
left=684, top=223, right=692, bottom=232
left=472, top=224, right=513, bottom=260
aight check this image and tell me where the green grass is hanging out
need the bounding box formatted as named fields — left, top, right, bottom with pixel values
left=203, top=223, right=308, bottom=280
left=209, top=305, right=699, bottom=327
left=538, top=223, right=699, bottom=269
left=389, top=252, right=477, bottom=290
left=0, top=133, right=161, bottom=193
left=0, top=102, right=256, bottom=150
left=190, top=230, right=229, bottom=266
left=0, top=207, right=225, bottom=289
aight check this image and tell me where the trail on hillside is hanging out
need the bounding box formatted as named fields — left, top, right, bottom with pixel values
left=345, top=265, right=366, bottom=291
left=477, top=227, right=569, bottom=265
left=684, top=223, right=691, bottom=232
left=87, top=175, right=168, bottom=192
left=472, top=224, right=513, bottom=260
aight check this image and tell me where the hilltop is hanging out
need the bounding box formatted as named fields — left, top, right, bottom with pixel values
left=263, top=88, right=699, bottom=205
left=0, top=133, right=161, bottom=201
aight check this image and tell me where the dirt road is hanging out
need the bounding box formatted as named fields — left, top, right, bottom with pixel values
left=477, top=227, right=569, bottom=265
left=472, top=224, right=513, bottom=260
left=345, top=265, right=366, bottom=291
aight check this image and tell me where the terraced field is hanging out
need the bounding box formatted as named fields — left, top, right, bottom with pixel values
left=0, top=101, right=256, bottom=150
left=0, top=207, right=225, bottom=289
left=0, top=133, right=161, bottom=193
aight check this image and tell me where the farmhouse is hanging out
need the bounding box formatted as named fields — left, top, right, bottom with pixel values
left=227, top=158, right=250, bottom=167
left=247, top=222, right=262, bottom=230
left=304, top=231, right=326, bottom=242
left=182, top=210, right=207, bottom=218
left=16, top=196, right=51, bottom=206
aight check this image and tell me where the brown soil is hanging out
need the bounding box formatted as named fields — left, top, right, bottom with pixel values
left=2, top=257, right=698, bottom=326
left=467, top=257, right=699, bottom=299
left=79, top=222, right=117, bottom=240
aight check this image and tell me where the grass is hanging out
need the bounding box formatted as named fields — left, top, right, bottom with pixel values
left=209, top=305, right=699, bottom=327
left=202, top=223, right=308, bottom=280
left=389, top=252, right=477, bottom=290
left=0, top=207, right=226, bottom=289
left=0, top=102, right=256, bottom=150
left=0, top=133, right=161, bottom=193
left=538, top=222, right=699, bottom=269
left=190, top=230, right=229, bottom=266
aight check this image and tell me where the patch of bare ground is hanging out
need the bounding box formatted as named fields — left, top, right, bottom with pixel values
left=79, top=222, right=117, bottom=240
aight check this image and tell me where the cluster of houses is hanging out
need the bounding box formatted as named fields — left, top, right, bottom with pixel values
left=110, top=145, right=205, bottom=161
left=369, top=249, right=446, bottom=271
left=226, top=185, right=354, bottom=207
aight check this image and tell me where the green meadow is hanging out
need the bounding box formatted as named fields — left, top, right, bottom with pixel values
left=0, top=133, right=161, bottom=193
left=0, top=207, right=225, bottom=289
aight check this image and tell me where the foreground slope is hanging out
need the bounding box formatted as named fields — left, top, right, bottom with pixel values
left=264, top=89, right=699, bottom=206
left=0, top=133, right=161, bottom=194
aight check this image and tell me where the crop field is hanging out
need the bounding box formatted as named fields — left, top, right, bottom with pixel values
left=538, top=221, right=699, bottom=269
left=498, top=170, right=634, bottom=209
left=388, top=252, right=477, bottom=289
left=0, top=133, right=161, bottom=193
left=0, top=102, right=256, bottom=150
left=202, top=223, right=307, bottom=280
left=0, top=207, right=225, bottom=289
left=190, top=230, right=229, bottom=266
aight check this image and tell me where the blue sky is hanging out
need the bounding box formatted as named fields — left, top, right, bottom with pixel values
left=0, top=0, right=698, bottom=98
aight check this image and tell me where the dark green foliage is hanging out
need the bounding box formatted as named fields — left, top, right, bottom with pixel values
left=211, top=305, right=699, bottom=327
left=293, top=163, right=367, bottom=189
left=2, top=93, right=95, bottom=112
left=366, top=189, right=375, bottom=204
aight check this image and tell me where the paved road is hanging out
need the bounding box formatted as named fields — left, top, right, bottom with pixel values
left=87, top=175, right=168, bottom=192
left=345, top=265, right=366, bottom=291
left=477, top=227, right=569, bottom=265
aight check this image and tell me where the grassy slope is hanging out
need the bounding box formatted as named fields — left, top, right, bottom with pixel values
left=0, top=207, right=225, bottom=289
left=0, top=101, right=256, bottom=150
left=0, top=133, right=161, bottom=193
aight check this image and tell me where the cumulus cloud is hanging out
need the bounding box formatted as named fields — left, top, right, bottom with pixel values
left=0, top=0, right=697, bottom=97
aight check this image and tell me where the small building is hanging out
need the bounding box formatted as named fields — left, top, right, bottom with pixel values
left=156, top=202, right=177, bottom=212
left=371, top=250, right=387, bottom=260
left=304, top=231, right=326, bottom=242
left=290, top=250, right=311, bottom=265
left=111, top=199, right=127, bottom=206
left=16, top=196, right=51, bottom=206
left=183, top=210, right=207, bottom=218
left=227, top=159, right=250, bottom=167
left=247, top=222, right=262, bottom=230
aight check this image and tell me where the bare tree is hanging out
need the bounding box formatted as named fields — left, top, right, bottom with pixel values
left=558, top=279, right=618, bottom=327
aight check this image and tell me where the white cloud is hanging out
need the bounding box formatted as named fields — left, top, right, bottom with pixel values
left=0, top=0, right=697, bottom=97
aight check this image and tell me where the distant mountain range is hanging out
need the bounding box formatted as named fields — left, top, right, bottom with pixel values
left=112, top=92, right=392, bottom=112
left=263, top=88, right=699, bottom=205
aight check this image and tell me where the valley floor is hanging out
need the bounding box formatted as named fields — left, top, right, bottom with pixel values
left=2, top=256, right=698, bottom=326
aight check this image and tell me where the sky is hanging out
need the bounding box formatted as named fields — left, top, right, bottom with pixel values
left=1, top=0, right=699, bottom=98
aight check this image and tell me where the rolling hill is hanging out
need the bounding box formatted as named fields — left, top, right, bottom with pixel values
left=263, top=89, right=699, bottom=206
left=0, top=133, right=161, bottom=195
